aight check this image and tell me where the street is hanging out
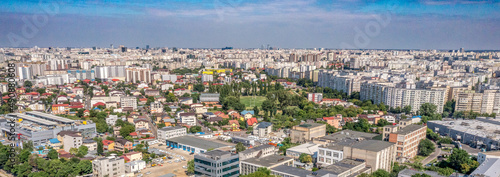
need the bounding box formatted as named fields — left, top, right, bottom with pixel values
left=421, top=141, right=441, bottom=165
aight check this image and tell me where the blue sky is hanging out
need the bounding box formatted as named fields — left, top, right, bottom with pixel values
left=1, top=0, right=499, bottom=49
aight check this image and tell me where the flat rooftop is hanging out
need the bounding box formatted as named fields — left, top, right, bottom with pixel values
left=7, top=113, right=58, bottom=126
left=242, top=155, right=293, bottom=167
left=167, top=136, right=232, bottom=150
left=321, top=159, right=364, bottom=174
left=395, top=124, right=426, bottom=135
left=429, top=120, right=500, bottom=140
left=351, top=140, right=395, bottom=152
left=319, top=130, right=378, bottom=142
left=26, top=111, right=75, bottom=124
left=240, top=144, right=274, bottom=154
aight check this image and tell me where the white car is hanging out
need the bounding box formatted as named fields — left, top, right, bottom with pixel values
left=182, top=166, right=187, bottom=169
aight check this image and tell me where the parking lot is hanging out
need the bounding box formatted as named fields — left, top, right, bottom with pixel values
left=136, top=143, right=194, bottom=177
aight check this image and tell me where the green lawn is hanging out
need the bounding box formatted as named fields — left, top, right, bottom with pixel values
left=240, top=96, right=266, bottom=109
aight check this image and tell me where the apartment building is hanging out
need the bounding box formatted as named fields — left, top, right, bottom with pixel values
left=290, top=123, right=326, bottom=143
left=252, top=122, right=272, bottom=138
left=120, top=96, right=137, bottom=110
left=179, top=113, right=197, bottom=126
left=92, top=156, right=125, bottom=177
left=200, top=93, right=220, bottom=103
left=157, top=126, right=187, bottom=142
left=318, top=71, right=362, bottom=96
left=308, top=93, right=323, bottom=103
left=360, top=82, right=446, bottom=113
left=194, top=150, right=239, bottom=177
left=383, top=124, right=427, bottom=160
left=455, top=90, right=500, bottom=114
left=126, top=67, right=151, bottom=84
left=61, top=132, right=83, bottom=152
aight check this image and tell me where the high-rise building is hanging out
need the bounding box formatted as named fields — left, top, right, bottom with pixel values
left=126, top=67, right=151, bottom=84
left=95, top=66, right=126, bottom=80
left=18, top=65, right=31, bottom=80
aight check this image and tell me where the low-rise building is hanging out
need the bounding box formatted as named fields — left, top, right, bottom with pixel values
left=240, top=155, right=294, bottom=175
left=252, top=122, right=272, bottom=138
left=157, top=126, right=187, bottom=142
left=239, top=144, right=276, bottom=161
left=125, top=160, right=146, bottom=173
left=383, top=124, right=427, bottom=160
left=290, top=123, right=326, bottom=143
left=92, top=156, right=125, bottom=177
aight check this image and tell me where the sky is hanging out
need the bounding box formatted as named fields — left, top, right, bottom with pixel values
left=0, top=0, right=499, bottom=50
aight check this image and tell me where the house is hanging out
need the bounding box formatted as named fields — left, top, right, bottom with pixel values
left=240, top=110, right=254, bottom=120
left=134, top=119, right=150, bottom=130
left=52, top=104, right=69, bottom=114
left=83, top=139, right=97, bottom=151
left=114, top=138, right=133, bottom=152
left=125, top=160, right=146, bottom=173
left=246, top=117, right=258, bottom=127
left=123, top=151, right=142, bottom=162
left=179, top=97, right=193, bottom=105
left=322, top=114, right=343, bottom=129
left=228, top=120, right=240, bottom=131
left=179, top=113, right=197, bottom=126
left=102, top=140, right=115, bottom=151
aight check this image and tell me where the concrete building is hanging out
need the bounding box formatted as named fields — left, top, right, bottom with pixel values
left=308, top=93, right=323, bottom=103
left=179, top=113, right=197, bottom=126
left=126, top=67, right=151, bottom=84
left=455, top=90, right=500, bottom=114
left=92, top=156, right=125, bottom=177
left=252, top=122, right=272, bottom=138
left=240, top=155, right=293, bottom=175
left=398, top=169, right=447, bottom=177
left=120, top=96, right=137, bottom=110
left=200, top=93, right=220, bottom=103
left=194, top=150, right=239, bottom=177
left=427, top=118, right=500, bottom=150
left=383, top=124, right=427, bottom=160
left=239, top=144, right=276, bottom=161
left=166, top=136, right=233, bottom=154
left=201, top=74, right=213, bottom=82
left=290, top=123, right=326, bottom=143
left=95, top=65, right=126, bottom=81
left=286, top=142, right=319, bottom=160
left=150, top=101, right=163, bottom=113
left=157, top=126, right=187, bottom=142
left=124, top=160, right=146, bottom=173
left=61, top=131, right=83, bottom=152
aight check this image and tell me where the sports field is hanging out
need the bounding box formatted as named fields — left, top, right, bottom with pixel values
left=240, top=96, right=266, bottom=109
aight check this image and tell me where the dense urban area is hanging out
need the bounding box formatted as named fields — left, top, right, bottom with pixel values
left=0, top=47, right=499, bottom=177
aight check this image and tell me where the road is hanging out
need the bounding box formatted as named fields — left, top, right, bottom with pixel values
left=422, top=141, right=441, bottom=165
left=137, top=144, right=193, bottom=177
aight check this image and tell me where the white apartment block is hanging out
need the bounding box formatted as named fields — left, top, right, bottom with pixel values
left=120, top=96, right=137, bottom=110
left=92, top=156, right=125, bottom=177
left=157, top=126, right=187, bottom=142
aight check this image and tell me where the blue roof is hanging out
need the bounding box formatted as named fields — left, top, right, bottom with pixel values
left=412, top=115, right=422, bottom=118
left=93, top=107, right=101, bottom=110
left=241, top=110, right=254, bottom=115
left=49, top=138, right=60, bottom=144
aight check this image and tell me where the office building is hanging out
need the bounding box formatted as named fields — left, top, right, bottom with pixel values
left=383, top=124, right=426, bottom=160
left=157, top=126, right=187, bottom=142
left=194, top=150, right=239, bottom=177
left=240, top=155, right=293, bottom=175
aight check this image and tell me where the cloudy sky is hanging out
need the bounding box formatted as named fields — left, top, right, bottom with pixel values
left=0, top=0, right=499, bottom=49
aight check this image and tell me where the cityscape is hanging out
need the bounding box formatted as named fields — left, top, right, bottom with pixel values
left=1, top=1, right=500, bottom=177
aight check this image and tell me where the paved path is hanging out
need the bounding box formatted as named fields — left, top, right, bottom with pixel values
left=422, top=141, right=441, bottom=165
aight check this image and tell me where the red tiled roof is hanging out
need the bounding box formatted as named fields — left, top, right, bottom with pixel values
left=247, top=117, right=258, bottom=126
left=93, top=102, right=106, bottom=107
left=102, top=140, right=114, bottom=145
left=52, top=104, right=69, bottom=107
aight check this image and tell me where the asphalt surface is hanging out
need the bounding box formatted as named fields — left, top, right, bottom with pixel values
left=421, top=141, right=441, bottom=165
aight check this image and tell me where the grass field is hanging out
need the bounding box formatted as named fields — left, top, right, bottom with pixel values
left=240, top=96, right=266, bottom=109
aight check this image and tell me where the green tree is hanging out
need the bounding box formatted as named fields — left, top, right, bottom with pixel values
left=240, top=167, right=274, bottom=177
left=253, top=106, right=260, bottom=116
left=48, top=149, right=59, bottom=159
left=418, top=139, right=435, bottom=156
left=119, top=125, right=135, bottom=137
left=194, top=84, right=205, bottom=92
left=97, top=141, right=104, bottom=155
left=69, top=148, right=78, bottom=155
left=411, top=174, right=432, bottom=177
left=77, top=145, right=89, bottom=157
left=76, top=160, right=93, bottom=175
left=371, top=169, right=391, bottom=177
left=187, top=160, right=195, bottom=175
left=418, top=103, right=437, bottom=117
left=189, top=126, right=202, bottom=133
left=299, top=153, right=312, bottom=163
left=236, top=142, right=246, bottom=153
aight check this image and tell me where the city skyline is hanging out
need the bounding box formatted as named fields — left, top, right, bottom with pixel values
left=1, top=0, right=499, bottom=49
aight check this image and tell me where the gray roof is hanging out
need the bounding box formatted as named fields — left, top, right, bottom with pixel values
left=26, top=111, right=75, bottom=124
left=203, top=149, right=232, bottom=157
left=157, top=174, right=177, bottom=177
left=399, top=169, right=446, bottom=177
left=8, top=113, right=58, bottom=126
left=471, top=158, right=500, bottom=176
left=395, top=124, right=426, bottom=135
left=242, top=155, right=293, bottom=167
left=257, top=122, right=272, bottom=129
left=271, top=165, right=330, bottom=177
left=320, top=130, right=378, bottom=142
left=351, top=140, right=395, bottom=152
left=168, top=136, right=231, bottom=150
left=159, top=126, right=186, bottom=131
left=240, top=144, right=274, bottom=154
left=321, top=159, right=364, bottom=174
